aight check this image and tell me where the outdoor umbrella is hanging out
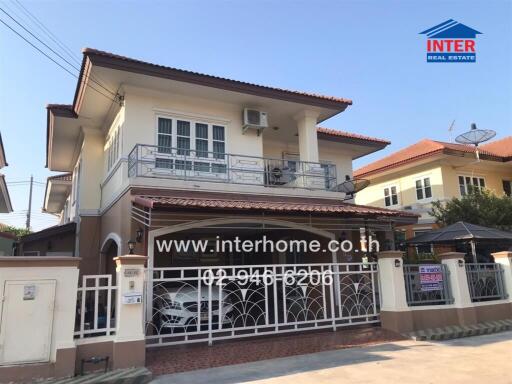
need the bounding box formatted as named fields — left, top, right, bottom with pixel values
left=406, top=221, right=512, bottom=263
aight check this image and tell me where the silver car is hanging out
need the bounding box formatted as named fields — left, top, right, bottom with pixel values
left=155, top=286, right=234, bottom=329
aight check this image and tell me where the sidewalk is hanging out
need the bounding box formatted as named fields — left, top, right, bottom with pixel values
left=151, top=331, right=512, bottom=384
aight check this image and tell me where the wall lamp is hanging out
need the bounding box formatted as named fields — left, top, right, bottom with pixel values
left=128, top=240, right=136, bottom=254
left=136, top=227, right=144, bottom=243
left=394, top=259, right=401, bottom=268
left=458, top=259, right=464, bottom=267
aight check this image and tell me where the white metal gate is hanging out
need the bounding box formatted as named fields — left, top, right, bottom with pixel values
left=145, top=263, right=379, bottom=347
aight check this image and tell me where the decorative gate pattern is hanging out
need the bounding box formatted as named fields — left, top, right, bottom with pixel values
left=145, top=263, right=379, bottom=347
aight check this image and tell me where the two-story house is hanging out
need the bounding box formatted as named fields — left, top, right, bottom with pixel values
left=354, top=137, right=512, bottom=253
left=22, top=48, right=416, bottom=275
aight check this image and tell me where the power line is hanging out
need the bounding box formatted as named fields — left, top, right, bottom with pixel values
left=0, top=6, right=118, bottom=99
left=11, top=0, right=81, bottom=66
left=8, top=0, right=119, bottom=103
left=0, top=19, right=120, bottom=106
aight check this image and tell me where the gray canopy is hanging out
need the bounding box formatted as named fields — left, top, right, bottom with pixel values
left=407, top=221, right=512, bottom=244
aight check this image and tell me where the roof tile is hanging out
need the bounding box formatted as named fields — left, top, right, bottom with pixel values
left=83, top=48, right=353, bottom=106
left=134, top=195, right=417, bottom=218
left=354, top=138, right=510, bottom=177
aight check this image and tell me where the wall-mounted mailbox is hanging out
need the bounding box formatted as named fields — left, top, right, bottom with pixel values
left=122, top=292, right=142, bottom=305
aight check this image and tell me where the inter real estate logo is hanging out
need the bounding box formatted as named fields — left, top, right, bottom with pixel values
left=420, top=19, right=482, bottom=63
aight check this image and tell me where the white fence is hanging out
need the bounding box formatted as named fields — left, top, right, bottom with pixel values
left=74, top=275, right=117, bottom=339
left=145, top=263, right=379, bottom=347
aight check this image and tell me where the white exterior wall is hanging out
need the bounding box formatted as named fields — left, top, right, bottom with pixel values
left=64, top=85, right=362, bottom=215
left=0, top=263, right=79, bottom=364
left=122, top=86, right=263, bottom=159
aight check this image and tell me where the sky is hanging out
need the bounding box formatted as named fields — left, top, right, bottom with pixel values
left=0, top=0, right=511, bottom=231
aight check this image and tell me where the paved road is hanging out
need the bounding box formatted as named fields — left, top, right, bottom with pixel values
left=152, top=331, right=512, bottom=384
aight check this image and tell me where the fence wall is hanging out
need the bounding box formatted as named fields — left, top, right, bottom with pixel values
left=379, top=251, right=512, bottom=334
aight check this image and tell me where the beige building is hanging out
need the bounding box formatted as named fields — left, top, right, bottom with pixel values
left=354, top=137, right=512, bottom=253
left=18, top=48, right=418, bottom=273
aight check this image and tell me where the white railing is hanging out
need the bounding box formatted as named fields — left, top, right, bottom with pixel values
left=74, top=274, right=117, bottom=339
left=145, top=262, right=379, bottom=347
left=128, top=144, right=337, bottom=191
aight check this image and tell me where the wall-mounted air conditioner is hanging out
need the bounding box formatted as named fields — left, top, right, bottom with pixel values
left=242, top=108, right=268, bottom=136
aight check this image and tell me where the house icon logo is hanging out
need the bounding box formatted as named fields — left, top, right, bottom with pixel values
left=420, top=19, right=482, bottom=63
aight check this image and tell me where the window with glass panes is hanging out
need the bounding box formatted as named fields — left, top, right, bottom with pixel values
left=157, top=118, right=172, bottom=153
left=156, top=116, right=226, bottom=172
left=195, top=123, right=209, bottom=158
left=459, top=175, right=485, bottom=195
left=415, top=177, right=432, bottom=200
left=384, top=186, right=399, bottom=206
left=212, top=125, right=225, bottom=159
left=176, top=120, right=191, bottom=155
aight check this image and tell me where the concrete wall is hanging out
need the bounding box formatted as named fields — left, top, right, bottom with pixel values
left=0, top=257, right=79, bottom=382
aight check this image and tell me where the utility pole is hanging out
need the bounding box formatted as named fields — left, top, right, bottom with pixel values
left=26, top=175, right=33, bottom=230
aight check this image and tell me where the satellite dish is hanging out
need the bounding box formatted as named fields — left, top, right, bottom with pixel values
left=455, top=123, right=496, bottom=160
left=333, top=178, right=370, bottom=200
left=455, top=123, right=496, bottom=146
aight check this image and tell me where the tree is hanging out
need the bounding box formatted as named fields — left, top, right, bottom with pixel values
left=0, top=225, right=31, bottom=237
left=430, top=188, right=512, bottom=231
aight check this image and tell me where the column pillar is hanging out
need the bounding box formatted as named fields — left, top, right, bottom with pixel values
left=377, top=251, right=413, bottom=333
left=491, top=251, right=512, bottom=300
left=112, top=255, right=147, bottom=369
left=294, top=110, right=320, bottom=163
left=439, top=252, right=477, bottom=325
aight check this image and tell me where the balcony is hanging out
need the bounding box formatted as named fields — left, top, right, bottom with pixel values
left=128, top=144, right=337, bottom=191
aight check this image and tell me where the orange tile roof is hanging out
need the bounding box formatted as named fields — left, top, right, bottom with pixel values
left=134, top=195, right=417, bottom=218
left=354, top=138, right=510, bottom=178
left=480, top=136, right=512, bottom=158
left=317, top=127, right=390, bottom=145
left=83, top=48, right=353, bottom=106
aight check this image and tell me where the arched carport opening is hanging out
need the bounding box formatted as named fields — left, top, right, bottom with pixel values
left=148, top=218, right=337, bottom=270
left=100, top=233, right=121, bottom=281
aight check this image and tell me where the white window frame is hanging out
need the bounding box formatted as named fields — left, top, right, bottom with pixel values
left=415, top=176, right=433, bottom=201
left=154, top=114, right=228, bottom=176
left=458, top=174, right=486, bottom=195
left=106, top=125, right=121, bottom=172
left=383, top=184, right=399, bottom=207
left=71, top=159, right=81, bottom=209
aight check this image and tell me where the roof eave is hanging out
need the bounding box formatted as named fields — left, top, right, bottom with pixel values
left=77, top=48, right=352, bottom=115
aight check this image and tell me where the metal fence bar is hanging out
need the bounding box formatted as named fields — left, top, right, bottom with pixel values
left=144, top=262, right=379, bottom=348
left=403, top=264, right=453, bottom=306
left=465, top=263, right=507, bottom=302
left=74, top=274, right=117, bottom=339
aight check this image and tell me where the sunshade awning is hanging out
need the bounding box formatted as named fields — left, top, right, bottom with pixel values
left=407, top=221, right=512, bottom=244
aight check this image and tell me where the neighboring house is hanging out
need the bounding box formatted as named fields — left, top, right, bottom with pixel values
left=0, top=230, right=16, bottom=255
left=354, top=137, right=512, bottom=254
left=0, top=133, right=13, bottom=213
left=33, top=48, right=415, bottom=275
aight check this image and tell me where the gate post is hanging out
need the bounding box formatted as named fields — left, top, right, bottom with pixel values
left=112, top=255, right=147, bottom=370
left=492, top=251, right=512, bottom=300
left=377, top=251, right=413, bottom=333
left=439, top=252, right=477, bottom=326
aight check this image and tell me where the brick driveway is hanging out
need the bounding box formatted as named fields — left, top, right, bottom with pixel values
left=152, top=331, right=512, bottom=384
left=146, top=326, right=403, bottom=376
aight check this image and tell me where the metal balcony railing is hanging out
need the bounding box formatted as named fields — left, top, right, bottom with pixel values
left=128, top=144, right=337, bottom=191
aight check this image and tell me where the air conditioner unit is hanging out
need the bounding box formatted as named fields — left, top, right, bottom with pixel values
left=242, top=108, right=268, bottom=136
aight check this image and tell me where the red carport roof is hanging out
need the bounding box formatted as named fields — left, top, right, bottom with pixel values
left=133, top=195, right=417, bottom=219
